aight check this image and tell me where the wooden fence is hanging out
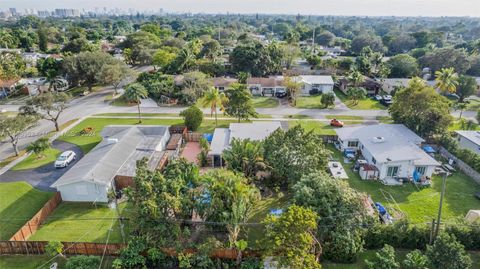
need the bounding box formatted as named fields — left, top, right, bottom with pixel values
left=0, top=241, right=125, bottom=256
left=10, top=192, right=62, bottom=241
left=0, top=241, right=259, bottom=259
left=184, top=132, right=202, bottom=142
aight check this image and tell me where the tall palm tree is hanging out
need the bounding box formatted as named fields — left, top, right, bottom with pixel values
left=347, top=70, right=365, bottom=87
left=435, top=67, right=459, bottom=94
left=124, top=83, right=148, bottom=123
left=47, top=76, right=67, bottom=92
left=284, top=76, right=302, bottom=106
left=202, top=87, right=228, bottom=126
left=455, top=102, right=467, bottom=120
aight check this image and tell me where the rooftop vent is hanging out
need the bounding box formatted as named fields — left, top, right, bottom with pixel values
left=372, top=136, right=386, bottom=143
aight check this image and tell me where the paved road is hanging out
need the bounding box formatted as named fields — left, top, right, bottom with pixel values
left=0, top=141, right=84, bottom=191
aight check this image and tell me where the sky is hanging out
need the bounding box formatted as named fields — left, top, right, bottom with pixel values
left=1, top=0, right=480, bottom=17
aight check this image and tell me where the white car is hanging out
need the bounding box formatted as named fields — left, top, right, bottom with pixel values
left=54, top=151, right=76, bottom=168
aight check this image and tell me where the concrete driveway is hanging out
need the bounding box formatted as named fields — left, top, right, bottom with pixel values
left=0, top=141, right=84, bottom=192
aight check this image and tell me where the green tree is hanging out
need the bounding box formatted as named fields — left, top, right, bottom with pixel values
left=420, top=47, right=470, bottom=74
left=317, top=31, right=336, bottom=46
left=66, top=255, right=100, bottom=269
left=63, top=51, right=115, bottom=91
left=262, top=205, right=321, bottom=269
left=389, top=77, right=452, bottom=138
left=0, top=52, right=26, bottom=80
left=223, top=138, right=265, bottom=178
left=224, top=83, right=258, bottom=122
left=456, top=75, right=477, bottom=102
left=199, top=40, right=222, bottom=61
left=284, top=76, right=302, bottom=106
left=152, top=49, right=176, bottom=71
left=263, top=125, right=330, bottom=186
left=180, top=105, right=204, bottom=131
left=98, top=61, right=134, bottom=95
left=202, top=87, right=228, bottom=126
left=26, top=137, right=50, bottom=158
left=351, top=34, right=385, bottom=54
left=293, top=172, right=367, bottom=262
left=347, top=87, right=367, bottom=105
left=0, top=115, right=37, bottom=156
left=124, top=83, right=148, bottom=123
left=426, top=233, right=472, bottom=269
left=20, top=92, right=69, bottom=131
left=230, top=41, right=273, bottom=77
left=365, top=244, right=399, bottom=269
left=179, top=71, right=212, bottom=104
left=387, top=54, right=419, bottom=78
left=348, top=70, right=365, bottom=87
left=321, top=92, right=335, bottom=108
left=455, top=102, right=467, bottom=120
left=402, top=250, right=429, bottom=269
left=45, top=241, right=64, bottom=258
left=435, top=67, right=459, bottom=94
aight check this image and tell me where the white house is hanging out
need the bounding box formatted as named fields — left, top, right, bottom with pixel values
left=335, top=124, right=439, bottom=183
left=455, top=130, right=480, bottom=154
left=209, top=122, right=283, bottom=167
left=246, top=76, right=286, bottom=96
left=297, top=75, right=334, bottom=95
left=51, top=125, right=170, bottom=202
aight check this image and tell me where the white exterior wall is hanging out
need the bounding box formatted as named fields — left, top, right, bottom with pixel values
left=301, top=83, right=334, bottom=96
left=57, top=181, right=111, bottom=202
left=458, top=136, right=480, bottom=154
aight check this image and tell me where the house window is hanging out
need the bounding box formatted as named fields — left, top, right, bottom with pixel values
left=387, top=166, right=399, bottom=177
left=372, top=157, right=376, bottom=164
left=348, top=141, right=359, bottom=147
left=415, top=166, right=427, bottom=176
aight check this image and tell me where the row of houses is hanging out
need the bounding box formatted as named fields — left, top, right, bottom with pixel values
left=208, top=75, right=335, bottom=96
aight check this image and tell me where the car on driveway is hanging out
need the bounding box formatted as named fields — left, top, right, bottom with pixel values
left=54, top=151, right=76, bottom=168
left=374, top=95, right=383, bottom=101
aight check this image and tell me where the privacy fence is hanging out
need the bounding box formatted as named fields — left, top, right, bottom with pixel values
left=9, top=192, right=62, bottom=241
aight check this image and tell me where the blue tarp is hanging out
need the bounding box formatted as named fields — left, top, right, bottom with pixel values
left=422, top=145, right=436, bottom=154
left=270, top=209, right=283, bottom=216
left=375, top=202, right=387, bottom=215
left=343, top=149, right=356, bottom=157
left=413, top=170, right=421, bottom=182
left=203, top=133, right=213, bottom=143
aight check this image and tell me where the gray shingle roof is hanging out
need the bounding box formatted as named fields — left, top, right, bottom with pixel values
left=51, top=125, right=169, bottom=188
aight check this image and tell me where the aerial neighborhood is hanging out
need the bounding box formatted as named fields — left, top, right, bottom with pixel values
left=1, top=3, right=480, bottom=269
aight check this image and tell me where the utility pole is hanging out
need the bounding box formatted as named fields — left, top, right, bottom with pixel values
left=429, top=219, right=436, bottom=244
left=312, top=28, right=316, bottom=54
left=434, top=172, right=448, bottom=240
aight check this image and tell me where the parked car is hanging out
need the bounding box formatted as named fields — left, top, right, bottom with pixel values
left=330, top=119, right=344, bottom=127
left=382, top=95, right=392, bottom=101
left=54, top=150, right=76, bottom=168
left=381, top=99, right=393, bottom=106
left=374, top=95, right=383, bottom=101
left=275, top=89, right=287, bottom=98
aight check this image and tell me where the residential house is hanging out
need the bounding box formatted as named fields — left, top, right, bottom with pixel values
left=297, top=75, right=334, bottom=95
left=379, top=78, right=410, bottom=94
left=337, top=76, right=382, bottom=96
left=335, top=124, right=439, bottom=183
left=209, top=122, right=283, bottom=167
left=210, top=77, right=238, bottom=92
left=51, top=125, right=171, bottom=202
left=0, top=78, right=21, bottom=99
left=246, top=76, right=286, bottom=96
left=455, top=131, right=480, bottom=154
left=21, top=52, right=50, bottom=67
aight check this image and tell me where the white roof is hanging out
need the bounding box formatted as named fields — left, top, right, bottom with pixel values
left=299, top=75, right=334, bottom=85
left=209, top=122, right=282, bottom=155
left=455, top=130, right=480, bottom=146
left=336, top=124, right=438, bottom=165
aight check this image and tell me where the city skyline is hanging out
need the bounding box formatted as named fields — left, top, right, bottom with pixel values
left=1, top=0, right=480, bottom=17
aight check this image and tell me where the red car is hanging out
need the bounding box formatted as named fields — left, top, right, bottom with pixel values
left=330, top=119, right=344, bottom=127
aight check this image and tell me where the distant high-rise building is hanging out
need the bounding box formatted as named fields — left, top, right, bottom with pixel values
left=9, top=8, right=17, bottom=15
left=37, top=10, right=51, bottom=18
left=55, top=8, right=80, bottom=18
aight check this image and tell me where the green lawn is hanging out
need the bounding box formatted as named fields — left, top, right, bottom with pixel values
left=0, top=255, right=115, bottom=269
left=0, top=150, right=26, bottom=169
left=0, top=182, right=54, bottom=240
left=334, top=89, right=386, bottom=110
left=289, top=120, right=362, bottom=136
left=95, top=112, right=180, bottom=117
left=110, top=95, right=136, bottom=107
left=252, top=96, right=279, bottom=108
left=29, top=202, right=130, bottom=243
left=448, top=119, right=480, bottom=131
left=284, top=114, right=312, bottom=119
left=327, top=144, right=480, bottom=223
left=245, top=193, right=291, bottom=248
left=11, top=148, right=61, bottom=171
left=57, top=117, right=241, bottom=154
left=295, top=95, right=324, bottom=109
left=377, top=116, right=394, bottom=124
left=66, top=86, right=102, bottom=98
left=325, top=115, right=364, bottom=120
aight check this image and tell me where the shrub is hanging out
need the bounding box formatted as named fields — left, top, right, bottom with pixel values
left=440, top=134, right=480, bottom=173
left=321, top=92, right=335, bottom=108
left=45, top=241, right=64, bottom=257
left=180, top=105, right=204, bottom=131
left=365, top=244, right=399, bottom=269
left=66, top=255, right=100, bottom=269
left=426, top=233, right=472, bottom=269
left=26, top=137, right=50, bottom=157
left=364, top=220, right=430, bottom=250
left=402, top=250, right=429, bottom=269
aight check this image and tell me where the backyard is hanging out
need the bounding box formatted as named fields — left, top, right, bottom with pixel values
left=0, top=182, right=54, bottom=240
left=29, top=202, right=131, bottom=243
left=0, top=255, right=114, bottom=269
left=327, top=144, right=480, bottom=223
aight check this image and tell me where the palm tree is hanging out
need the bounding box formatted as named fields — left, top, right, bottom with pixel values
left=435, top=67, right=459, bottom=94
left=124, top=83, right=148, bottom=123
left=202, top=87, right=228, bottom=126
left=455, top=102, right=467, bottom=120
left=348, top=70, right=365, bottom=87
left=47, top=76, right=67, bottom=92
left=284, top=76, right=302, bottom=106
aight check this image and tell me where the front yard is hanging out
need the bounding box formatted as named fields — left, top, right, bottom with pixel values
left=252, top=96, right=279, bottom=108
left=327, top=144, right=480, bottom=223
left=334, top=89, right=386, bottom=110
left=11, top=148, right=61, bottom=171
left=29, top=202, right=131, bottom=243
left=0, top=182, right=54, bottom=240
left=295, top=95, right=324, bottom=109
